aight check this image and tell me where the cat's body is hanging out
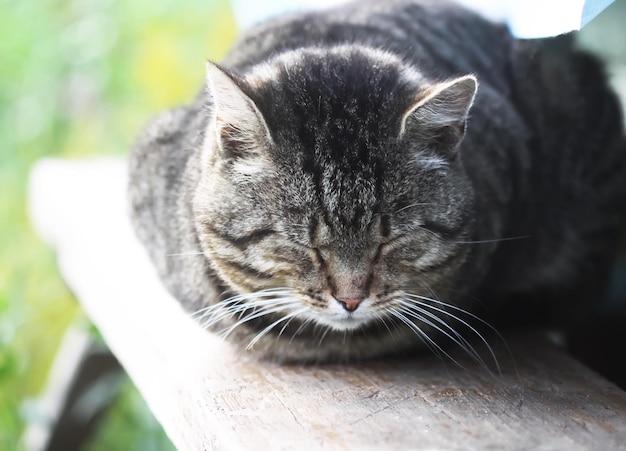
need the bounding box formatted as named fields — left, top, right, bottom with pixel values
left=129, top=0, right=625, bottom=362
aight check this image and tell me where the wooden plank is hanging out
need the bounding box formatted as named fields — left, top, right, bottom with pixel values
left=29, top=158, right=626, bottom=450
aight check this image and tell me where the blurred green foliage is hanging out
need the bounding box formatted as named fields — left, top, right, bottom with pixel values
left=0, top=0, right=236, bottom=448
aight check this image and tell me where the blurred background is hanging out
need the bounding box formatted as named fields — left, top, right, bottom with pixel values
left=1, top=0, right=625, bottom=450
left=0, top=0, right=237, bottom=449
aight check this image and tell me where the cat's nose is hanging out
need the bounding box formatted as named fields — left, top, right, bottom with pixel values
left=335, top=297, right=363, bottom=312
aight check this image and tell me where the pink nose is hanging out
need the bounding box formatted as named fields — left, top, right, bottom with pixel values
left=336, top=297, right=363, bottom=312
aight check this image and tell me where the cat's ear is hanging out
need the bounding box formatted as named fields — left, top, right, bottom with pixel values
left=400, top=75, right=477, bottom=154
left=205, top=62, right=272, bottom=159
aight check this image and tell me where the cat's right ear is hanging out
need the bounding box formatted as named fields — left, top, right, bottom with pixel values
left=204, top=62, right=273, bottom=161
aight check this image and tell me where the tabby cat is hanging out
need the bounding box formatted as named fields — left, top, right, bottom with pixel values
left=129, top=0, right=626, bottom=363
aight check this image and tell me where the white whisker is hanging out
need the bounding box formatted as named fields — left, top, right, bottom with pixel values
left=278, top=312, right=302, bottom=337
left=397, top=301, right=491, bottom=371
left=404, top=293, right=501, bottom=334
left=290, top=318, right=314, bottom=343
left=394, top=202, right=440, bottom=213
left=220, top=303, right=296, bottom=340
left=452, top=235, right=531, bottom=244
left=373, top=311, right=394, bottom=336
left=201, top=301, right=290, bottom=330
left=191, top=287, right=294, bottom=318
left=165, top=252, right=206, bottom=257
left=416, top=225, right=445, bottom=240
left=188, top=287, right=304, bottom=341
left=317, top=325, right=332, bottom=347
left=402, top=292, right=504, bottom=374
left=398, top=300, right=484, bottom=360
left=199, top=297, right=294, bottom=328
left=246, top=308, right=308, bottom=350
left=387, top=308, right=450, bottom=362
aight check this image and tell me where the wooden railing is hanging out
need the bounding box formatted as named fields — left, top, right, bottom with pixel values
left=29, top=158, right=626, bottom=450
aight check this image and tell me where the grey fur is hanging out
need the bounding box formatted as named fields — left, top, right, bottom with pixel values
left=129, top=0, right=625, bottom=362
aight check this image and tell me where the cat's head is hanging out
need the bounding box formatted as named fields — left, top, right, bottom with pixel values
left=193, top=46, right=478, bottom=360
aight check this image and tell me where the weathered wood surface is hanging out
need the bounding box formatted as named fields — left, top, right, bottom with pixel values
left=29, top=158, right=626, bottom=450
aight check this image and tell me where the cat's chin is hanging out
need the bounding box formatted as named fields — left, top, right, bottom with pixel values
left=242, top=323, right=423, bottom=364
left=314, top=315, right=369, bottom=332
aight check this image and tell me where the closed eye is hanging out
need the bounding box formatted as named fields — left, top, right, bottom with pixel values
left=373, top=234, right=407, bottom=262
left=206, top=224, right=276, bottom=250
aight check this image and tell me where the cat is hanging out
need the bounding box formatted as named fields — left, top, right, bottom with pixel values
left=128, top=0, right=626, bottom=363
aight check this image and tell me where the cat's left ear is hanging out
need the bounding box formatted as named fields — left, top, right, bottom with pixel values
left=204, top=62, right=273, bottom=160
left=400, top=75, right=477, bottom=153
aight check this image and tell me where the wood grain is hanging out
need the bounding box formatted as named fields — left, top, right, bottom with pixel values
left=29, top=158, right=626, bottom=450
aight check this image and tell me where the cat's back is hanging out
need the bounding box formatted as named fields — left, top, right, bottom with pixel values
left=224, top=0, right=511, bottom=89
left=128, top=102, right=208, bottom=294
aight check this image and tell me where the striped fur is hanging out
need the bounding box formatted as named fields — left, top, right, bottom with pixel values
left=129, top=0, right=625, bottom=362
